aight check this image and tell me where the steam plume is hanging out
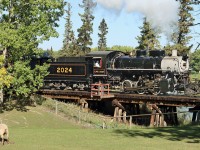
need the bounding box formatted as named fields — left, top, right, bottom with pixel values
left=96, top=0, right=180, bottom=34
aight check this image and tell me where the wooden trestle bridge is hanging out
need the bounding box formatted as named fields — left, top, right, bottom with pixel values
left=39, top=83, right=200, bottom=127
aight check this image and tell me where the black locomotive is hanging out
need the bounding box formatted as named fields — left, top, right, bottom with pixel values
left=33, top=49, right=190, bottom=95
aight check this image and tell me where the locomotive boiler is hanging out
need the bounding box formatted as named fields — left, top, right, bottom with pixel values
left=35, top=49, right=190, bottom=95
left=87, top=49, right=189, bottom=95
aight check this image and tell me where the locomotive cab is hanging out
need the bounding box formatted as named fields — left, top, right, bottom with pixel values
left=92, top=57, right=106, bottom=76
left=86, top=50, right=125, bottom=83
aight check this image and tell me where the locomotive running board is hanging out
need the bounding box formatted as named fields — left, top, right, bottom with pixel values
left=107, top=68, right=169, bottom=71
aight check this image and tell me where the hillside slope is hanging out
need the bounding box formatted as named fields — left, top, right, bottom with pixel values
left=0, top=103, right=199, bottom=150
left=0, top=106, right=79, bottom=129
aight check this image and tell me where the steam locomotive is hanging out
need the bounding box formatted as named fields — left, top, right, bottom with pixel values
left=33, top=49, right=190, bottom=95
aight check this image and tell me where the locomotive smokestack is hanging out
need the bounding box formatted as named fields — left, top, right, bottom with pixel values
left=172, top=50, right=177, bottom=57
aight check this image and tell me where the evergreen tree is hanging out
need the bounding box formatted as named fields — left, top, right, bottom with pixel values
left=77, top=0, right=96, bottom=55
left=136, top=18, right=161, bottom=50
left=165, top=0, right=194, bottom=55
left=98, top=18, right=108, bottom=51
left=61, top=2, right=77, bottom=56
left=177, top=0, right=194, bottom=45
left=192, top=0, right=200, bottom=29
left=46, top=47, right=54, bottom=57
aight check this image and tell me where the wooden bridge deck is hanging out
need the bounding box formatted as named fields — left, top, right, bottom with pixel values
left=39, top=90, right=200, bottom=107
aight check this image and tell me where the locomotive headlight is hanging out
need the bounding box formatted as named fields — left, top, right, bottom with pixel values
left=180, top=61, right=187, bottom=70
left=180, top=59, right=189, bottom=72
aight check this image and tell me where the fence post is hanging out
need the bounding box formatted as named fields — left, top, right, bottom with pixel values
left=78, top=110, right=81, bottom=123
left=114, top=107, right=119, bottom=121
left=55, top=101, right=58, bottom=115
left=118, top=109, right=122, bottom=122
left=129, top=116, right=132, bottom=129
left=160, top=114, right=164, bottom=127
left=85, top=112, right=87, bottom=122
left=150, top=110, right=156, bottom=127
left=103, top=119, right=106, bottom=129
left=156, top=113, right=159, bottom=127
left=123, top=111, right=127, bottom=123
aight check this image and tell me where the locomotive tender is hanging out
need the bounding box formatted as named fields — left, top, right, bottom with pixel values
left=36, top=49, right=190, bottom=95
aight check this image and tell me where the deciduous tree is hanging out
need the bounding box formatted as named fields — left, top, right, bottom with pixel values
left=0, top=0, right=65, bottom=104
left=8, top=60, right=49, bottom=104
left=109, top=45, right=135, bottom=54
left=0, top=0, right=66, bottom=62
left=0, top=55, right=12, bottom=90
left=190, top=48, right=200, bottom=72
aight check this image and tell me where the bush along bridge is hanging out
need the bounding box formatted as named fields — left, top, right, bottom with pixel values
left=39, top=83, right=200, bottom=127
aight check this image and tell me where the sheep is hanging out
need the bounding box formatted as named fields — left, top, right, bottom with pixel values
left=0, top=124, right=9, bottom=145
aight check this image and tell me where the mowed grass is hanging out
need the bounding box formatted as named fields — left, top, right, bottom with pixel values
left=0, top=105, right=200, bottom=150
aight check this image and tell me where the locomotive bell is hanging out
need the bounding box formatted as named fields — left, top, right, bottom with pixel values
left=172, top=50, right=177, bottom=57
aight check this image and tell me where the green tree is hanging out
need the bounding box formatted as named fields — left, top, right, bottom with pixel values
left=0, top=55, right=12, bottom=90
left=165, top=0, right=194, bottom=55
left=0, top=53, right=12, bottom=103
left=136, top=18, right=161, bottom=50
left=192, top=1, right=200, bottom=50
left=98, top=18, right=108, bottom=51
left=47, top=47, right=54, bottom=57
left=190, top=49, right=200, bottom=72
left=8, top=60, right=49, bottom=104
left=0, top=0, right=66, bottom=63
left=61, top=2, right=77, bottom=56
left=109, top=45, right=135, bottom=54
left=77, top=0, right=96, bottom=55
left=0, top=1, right=65, bottom=104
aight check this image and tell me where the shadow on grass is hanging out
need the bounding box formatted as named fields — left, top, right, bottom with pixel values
left=1, top=100, right=30, bottom=113
left=113, top=124, right=200, bottom=143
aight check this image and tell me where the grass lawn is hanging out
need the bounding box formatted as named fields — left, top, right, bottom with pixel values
left=0, top=105, right=200, bottom=150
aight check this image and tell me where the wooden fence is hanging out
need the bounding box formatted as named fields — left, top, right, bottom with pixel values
left=52, top=100, right=200, bottom=129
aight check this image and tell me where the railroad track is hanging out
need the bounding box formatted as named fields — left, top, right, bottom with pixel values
left=39, top=89, right=200, bottom=107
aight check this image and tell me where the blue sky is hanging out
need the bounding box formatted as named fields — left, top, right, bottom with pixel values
left=39, top=0, right=200, bottom=52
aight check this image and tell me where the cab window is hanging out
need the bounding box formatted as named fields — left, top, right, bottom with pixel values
left=93, top=58, right=102, bottom=68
